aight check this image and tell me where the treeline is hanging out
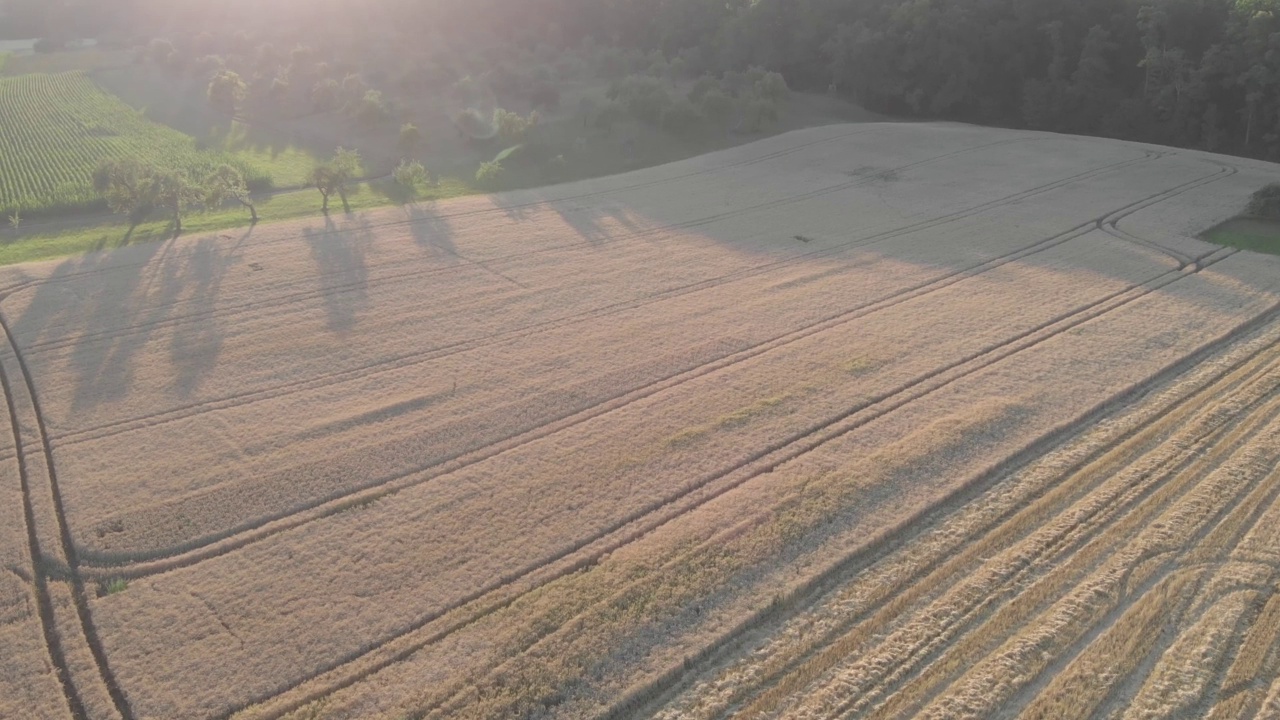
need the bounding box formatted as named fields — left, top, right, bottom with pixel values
left=16, top=0, right=1280, bottom=159
left=541, top=0, right=1280, bottom=159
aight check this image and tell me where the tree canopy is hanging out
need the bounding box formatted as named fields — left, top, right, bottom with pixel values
left=42, top=0, right=1280, bottom=160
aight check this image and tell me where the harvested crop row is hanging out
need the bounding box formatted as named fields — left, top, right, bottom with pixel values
left=653, top=292, right=1280, bottom=720
left=254, top=254, right=1280, bottom=720
left=657, top=313, right=1280, bottom=720
left=3, top=136, right=1230, bottom=562
left=1, top=123, right=1276, bottom=719
left=87, top=245, right=1278, bottom=718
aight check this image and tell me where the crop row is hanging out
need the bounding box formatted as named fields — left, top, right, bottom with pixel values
left=0, top=71, right=262, bottom=218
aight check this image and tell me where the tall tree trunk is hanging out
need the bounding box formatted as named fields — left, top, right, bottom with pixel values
left=321, top=190, right=329, bottom=212
left=240, top=198, right=258, bottom=223
left=339, top=188, right=350, bottom=213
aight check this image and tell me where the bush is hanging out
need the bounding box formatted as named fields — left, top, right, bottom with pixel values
left=755, top=71, right=789, bottom=103
left=399, top=123, right=421, bottom=156
left=353, top=89, right=389, bottom=125
left=495, top=108, right=538, bottom=144
left=393, top=159, right=429, bottom=188
left=475, top=160, right=506, bottom=190
left=207, top=70, right=247, bottom=115
left=1247, top=184, right=1280, bottom=218
left=148, top=38, right=176, bottom=65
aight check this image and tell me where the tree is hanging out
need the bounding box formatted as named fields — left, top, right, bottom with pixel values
left=148, top=38, right=176, bottom=66
left=399, top=123, right=422, bottom=157
left=92, top=158, right=154, bottom=226
left=354, top=89, right=389, bottom=125
left=393, top=159, right=429, bottom=190
left=475, top=161, right=506, bottom=190
left=150, top=171, right=201, bottom=234
left=208, top=70, right=247, bottom=116
left=495, top=108, right=537, bottom=143
left=310, top=147, right=360, bottom=213
left=204, top=165, right=257, bottom=223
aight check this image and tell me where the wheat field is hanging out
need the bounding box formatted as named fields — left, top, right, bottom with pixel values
left=3, top=122, right=1280, bottom=719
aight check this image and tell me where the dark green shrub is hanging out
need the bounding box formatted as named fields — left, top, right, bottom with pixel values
left=1247, top=184, right=1280, bottom=218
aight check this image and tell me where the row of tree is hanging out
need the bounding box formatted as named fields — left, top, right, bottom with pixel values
left=91, top=147, right=368, bottom=233
left=92, top=160, right=256, bottom=232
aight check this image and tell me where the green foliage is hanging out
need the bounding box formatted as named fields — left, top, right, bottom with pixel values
left=0, top=72, right=262, bottom=219
left=353, top=89, right=389, bottom=125
left=147, top=39, right=176, bottom=65
left=105, top=578, right=128, bottom=595
left=310, top=147, right=361, bottom=212
left=93, top=159, right=201, bottom=230
left=207, top=69, right=247, bottom=115
left=494, top=108, right=539, bottom=144
left=203, top=164, right=256, bottom=222
left=393, top=159, right=429, bottom=189
left=399, top=122, right=421, bottom=156
left=475, top=160, right=506, bottom=190
left=492, top=145, right=523, bottom=164
left=1247, top=184, right=1280, bottom=218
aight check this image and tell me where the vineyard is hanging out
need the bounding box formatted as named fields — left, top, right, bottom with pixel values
left=0, top=71, right=264, bottom=218
left=1, top=123, right=1280, bottom=719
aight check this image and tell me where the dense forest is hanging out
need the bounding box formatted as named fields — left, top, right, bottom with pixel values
left=8, top=0, right=1280, bottom=159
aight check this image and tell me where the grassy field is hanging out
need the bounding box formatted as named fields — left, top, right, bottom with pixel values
left=1204, top=217, right=1280, bottom=256
left=1, top=123, right=1280, bottom=719
left=0, top=177, right=475, bottom=267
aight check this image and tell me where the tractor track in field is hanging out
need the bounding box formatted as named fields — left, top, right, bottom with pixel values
left=0, top=313, right=134, bottom=718
left=815, top=379, right=1280, bottom=720
left=23, top=134, right=1042, bottom=359
left=0, top=325, right=90, bottom=720
left=46, top=146, right=1160, bottom=453
left=0, top=133, right=1244, bottom=720
left=64, top=151, right=1218, bottom=575
left=0, top=124, right=887, bottom=303
left=613, top=281, right=1280, bottom=720
left=422, top=243, right=1249, bottom=717
left=220, top=190, right=1251, bottom=719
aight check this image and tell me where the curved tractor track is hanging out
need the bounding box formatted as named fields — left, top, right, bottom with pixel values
left=1, top=122, right=1278, bottom=720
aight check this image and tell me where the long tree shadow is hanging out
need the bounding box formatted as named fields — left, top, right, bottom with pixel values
left=403, top=202, right=460, bottom=257
left=301, top=214, right=374, bottom=335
